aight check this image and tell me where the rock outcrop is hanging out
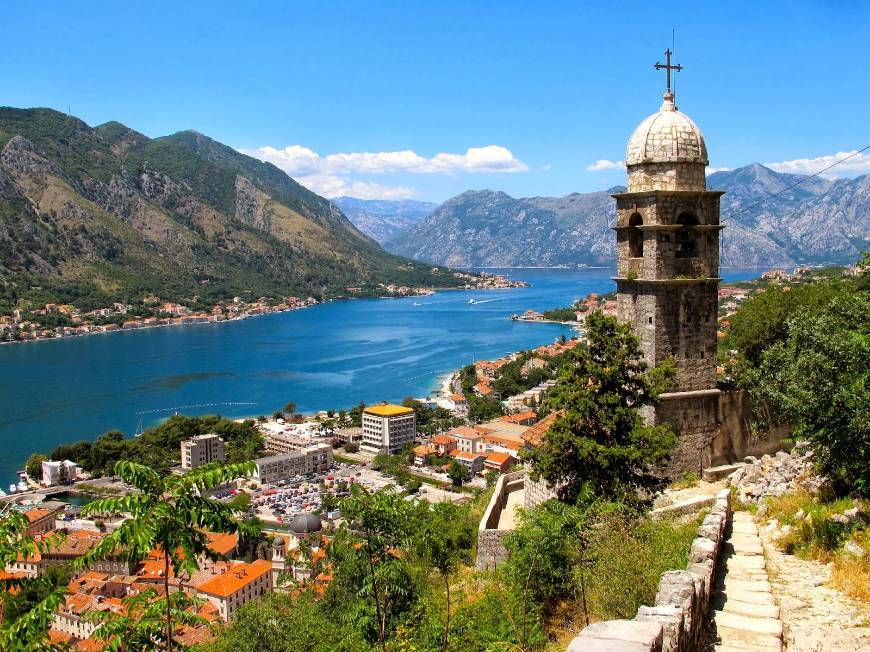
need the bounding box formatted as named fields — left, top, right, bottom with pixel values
left=729, top=443, right=823, bottom=505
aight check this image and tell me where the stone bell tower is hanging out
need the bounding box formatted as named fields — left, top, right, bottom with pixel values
left=612, top=50, right=724, bottom=475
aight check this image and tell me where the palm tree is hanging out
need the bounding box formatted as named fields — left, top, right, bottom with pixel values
left=77, top=460, right=254, bottom=651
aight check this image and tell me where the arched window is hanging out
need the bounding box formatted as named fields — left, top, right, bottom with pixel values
left=675, top=212, right=699, bottom=258
left=628, top=213, right=644, bottom=258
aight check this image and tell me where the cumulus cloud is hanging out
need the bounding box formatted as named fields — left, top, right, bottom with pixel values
left=239, top=143, right=528, bottom=199
left=586, top=159, right=624, bottom=171
left=765, top=150, right=870, bottom=177
left=706, top=166, right=731, bottom=174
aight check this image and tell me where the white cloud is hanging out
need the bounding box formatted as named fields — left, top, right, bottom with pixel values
left=586, top=159, right=624, bottom=171
left=706, top=166, right=731, bottom=174
left=239, top=143, right=528, bottom=199
left=765, top=150, right=870, bottom=177
left=295, top=174, right=417, bottom=200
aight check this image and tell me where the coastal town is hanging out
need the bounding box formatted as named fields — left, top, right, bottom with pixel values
left=0, top=271, right=525, bottom=344
left=3, top=262, right=852, bottom=648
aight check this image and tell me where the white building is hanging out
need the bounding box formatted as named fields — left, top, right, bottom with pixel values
left=41, top=460, right=77, bottom=486
left=360, top=404, right=416, bottom=454
left=253, top=444, right=333, bottom=485
left=181, top=434, right=226, bottom=470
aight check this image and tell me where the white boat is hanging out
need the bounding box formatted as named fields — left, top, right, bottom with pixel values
left=17, top=481, right=27, bottom=492
left=468, top=299, right=476, bottom=305
left=9, top=484, right=17, bottom=494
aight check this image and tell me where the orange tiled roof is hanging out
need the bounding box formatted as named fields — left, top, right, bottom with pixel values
left=500, top=410, right=537, bottom=423
left=451, top=393, right=466, bottom=403
left=482, top=434, right=522, bottom=451
left=24, top=508, right=53, bottom=523
left=206, top=532, right=238, bottom=557
left=486, top=452, right=512, bottom=465
left=454, top=451, right=484, bottom=461
left=196, top=559, right=272, bottom=598
left=432, top=434, right=456, bottom=445
left=522, top=412, right=561, bottom=448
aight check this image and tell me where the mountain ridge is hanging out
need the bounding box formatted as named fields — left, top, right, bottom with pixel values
left=385, top=164, right=869, bottom=267
left=0, top=107, right=471, bottom=312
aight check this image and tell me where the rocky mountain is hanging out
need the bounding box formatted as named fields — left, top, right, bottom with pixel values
left=332, top=197, right=437, bottom=243
left=386, top=164, right=869, bottom=268
left=0, top=108, right=469, bottom=311
left=385, top=188, right=620, bottom=267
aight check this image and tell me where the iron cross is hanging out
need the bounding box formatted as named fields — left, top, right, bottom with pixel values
left=654, top=49, right=683, bottom=94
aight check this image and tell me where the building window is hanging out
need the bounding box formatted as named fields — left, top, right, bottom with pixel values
left=628, top=213, right=643, bottom=258
left=675, top=213, right=699, bottom=258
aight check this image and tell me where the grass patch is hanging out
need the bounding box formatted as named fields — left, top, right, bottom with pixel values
left=830, top=529, right=870, bottom=602
left=668, top=472, right=700, bottom=490
left=758, top=490, right=867, bottom=561
left=580, top=512, right=703, bottom=621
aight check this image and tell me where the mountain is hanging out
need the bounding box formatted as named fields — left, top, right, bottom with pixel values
left=332, top=197, right=437, bottom=243
left=385, top=188, right=620, bottom=267
left=0, top=108, right=469, bottom=311
left=386, top=165, right=870, bottom=268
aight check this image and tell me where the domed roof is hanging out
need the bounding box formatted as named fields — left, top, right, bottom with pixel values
left=288, top=512, right=322, bottom=535
left=626, top=93, right=708, bottom=166
left=272, top=536, right=286, bottom=549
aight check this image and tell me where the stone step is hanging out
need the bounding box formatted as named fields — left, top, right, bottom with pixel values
left=724, top=554, right=766, bottom=568
left=703, top=463, right=744, bottom=482
left=720, top=599, right=780, bottom=619
left=732, top=512, right=755, bottom=522
left=715, top=636, right=782, bottom=651
left=715, top=611, right=783, bottom=637
left=723, top=578, right=772, bottom=593
left=731, top=524, right=759, bottom=535
left=725, top=542, right=763, bottom=556
left=724, top=571, right=769, bottom=582
left=720, top=588, right=775, bottom=606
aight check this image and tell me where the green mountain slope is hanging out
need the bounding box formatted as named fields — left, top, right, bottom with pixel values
left=0, top=107, right=467, bottom=311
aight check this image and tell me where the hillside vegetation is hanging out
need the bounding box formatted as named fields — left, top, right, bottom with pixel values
left=0, top=108, right=469, bottom=312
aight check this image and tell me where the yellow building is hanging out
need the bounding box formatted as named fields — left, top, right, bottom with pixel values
left=361, top=404, right=416, bottom=454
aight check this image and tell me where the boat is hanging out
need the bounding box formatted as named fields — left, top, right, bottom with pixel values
left=17, top=481, right=27, bottom=492
left=9, top=484, right=17, bottom=494
left=468, top=299, right=476, bottom=305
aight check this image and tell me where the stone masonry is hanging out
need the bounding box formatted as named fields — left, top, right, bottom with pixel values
left=613, top=85, right=724, bottom=478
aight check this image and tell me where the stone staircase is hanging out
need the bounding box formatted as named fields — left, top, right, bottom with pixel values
left=712, top=511, right=783, bottom=651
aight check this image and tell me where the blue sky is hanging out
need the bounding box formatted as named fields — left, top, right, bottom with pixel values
left=2, top=1, right=868, bottom=202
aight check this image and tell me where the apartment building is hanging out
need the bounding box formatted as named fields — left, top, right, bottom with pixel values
left=360, top=404, right=416, bottom=454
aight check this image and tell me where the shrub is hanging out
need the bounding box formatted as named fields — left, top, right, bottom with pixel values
left=581, top=512, right=701, bottom=621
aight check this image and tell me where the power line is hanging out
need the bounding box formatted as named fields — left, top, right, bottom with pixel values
left=725, top=145, right=870, bottom=219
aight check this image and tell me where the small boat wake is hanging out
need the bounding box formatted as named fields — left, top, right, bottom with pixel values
left=468, top=298, right=503, bottom=305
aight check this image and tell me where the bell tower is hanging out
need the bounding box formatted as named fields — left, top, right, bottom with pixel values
left=613, top=50, right=724, bottom=475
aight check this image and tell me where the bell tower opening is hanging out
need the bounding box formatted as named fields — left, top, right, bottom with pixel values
left=675, top=212, right=699, bottom=259
left=628, top=213, right=644, bottom=258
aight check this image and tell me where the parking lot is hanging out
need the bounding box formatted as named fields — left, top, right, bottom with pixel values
left=245, top=461, right=468, bottom=526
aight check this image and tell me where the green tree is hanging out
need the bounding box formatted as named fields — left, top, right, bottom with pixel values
left=78, top=460, right=255, bottom=650
left=0, top=512, right=67, bottom=650
left=84, top=588, right=207, bottom=651
left=338, top=486, right=421, bottom=650
left=522, top=312, right=676, bottom=505
left=743, top=292, right=870, bottom=496
left=25, top=453, right=47, bottom=483
left=448, top=460, right=471, bottom=487
left=413, top=502, right=473, bottom=651
left=283, top=402, right=297, bottom=417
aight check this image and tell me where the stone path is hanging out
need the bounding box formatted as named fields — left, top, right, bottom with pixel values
left=761, top=527, right=870, bottom=651
left=711, top=511, right=783, bottom=651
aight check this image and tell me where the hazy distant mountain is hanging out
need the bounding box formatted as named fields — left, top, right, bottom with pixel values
left=333, top=197, right=437, bottom=244
left=386, top=164, right=869, bottom=268
left=0, top=107, right=472, bottom=309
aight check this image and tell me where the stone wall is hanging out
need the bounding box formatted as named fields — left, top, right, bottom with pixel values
left=710, top=389, right=790, bottom=467
left=475, top=471, right=524, bottom=570
left=567, top=489, right=731, bottom=652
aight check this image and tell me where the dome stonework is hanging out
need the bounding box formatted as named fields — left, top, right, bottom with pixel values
left=625, top=94, right=708, bottom=166
left=625, top=93, right=708, bottom=193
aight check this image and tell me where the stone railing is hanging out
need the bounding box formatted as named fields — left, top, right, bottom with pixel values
left=567, top=488, right=731, bottom=652
left=476, top=471, right=525, bottom=570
